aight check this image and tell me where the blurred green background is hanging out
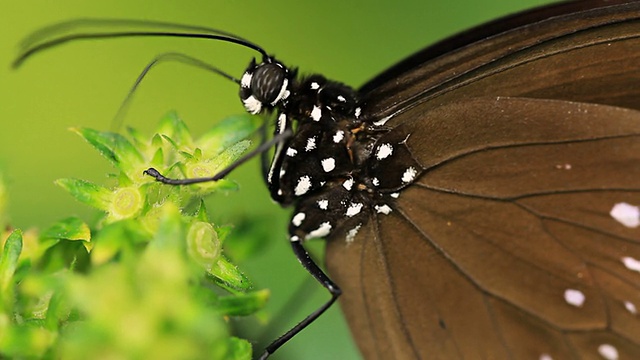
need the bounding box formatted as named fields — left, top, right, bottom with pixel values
left=1, top=0, right=551, bottom=359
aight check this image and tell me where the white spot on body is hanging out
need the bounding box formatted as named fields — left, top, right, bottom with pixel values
left=372, top=177, right=380, bottom=187
left=333, top=130, right=344, bottom=143
left=290, top=235, right=300, bottom=242
left=311, top=106, right=322, bottom=121
left=564, top=289, right=586, bottom=307
left=310, top=82, right=320, bottom=90
left=346, top=224, right=362, bottom=243
left=305, top=137, right=317, bottom=151
left=306, top=222, right=332, bottom=239
left=610, top=202, right=640, bottom=228
left=598, top=344, right=619, bottom=360
left=292, top=213, right=306, bottom=227
left=279, top=169, right=286, bottom=178
left=287, top=147, right=298, bottom=157
left=343, top=178, right=354, bottom=191
left=321, top=158, right=336, bottom=172
left=376, top=143, right=394, bottom=160
left=624, top=301, right=637, bottom=315
left=390, top=192, right=400, bottom=199
left=622, top=256, right=640, bottom=273
left=277, top=113, right=287, bottom=132
left=337, top=95, right=346, bottom=102
left=355, top=107, right=361, bottom=118
left=240, top=72, right=252, bottom=88
left=317, top=199, right=329, bottom=210
left=402, top=167, right=418, bottom=183
left=346, top=203, right=363, bottom=217
left=295, top=176, right=312, bottom=196
left=375, top=204, right=392, bottom=215
left=243, top=95, right=262, bottom=114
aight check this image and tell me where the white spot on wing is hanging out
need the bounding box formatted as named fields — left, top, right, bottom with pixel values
left=375, top=204, right=392, bottom=215
left=295, top=176, right=312, bottom=196
left=346, top=224, right=362, bottom=243
left=622, top=256, right=640, bottom=273
left=346, top=203, right=363, bottom=217
left=240, top=72, right=252, bottom=88
left=306, top=222, right=332, bottom=239
left=624, top=301, right=637, bottom=315
left=598, top=344, right=619, bottom=360
left=402, top=167, right=418, bottom=183
left=311, top=106, right=322, bottom=121
left=539, top=354, right=553, bottom=360
left=243, top=95, right=262, bottom=114
left=564, top=289, right=586, bottom=307
left=292, top=213, right=306, bottom=227
left=342, top=178, right=354, bottom=191
left=287, top=147, right=297, bottom=157
left=610, top=202, right=640, bottom=228
left=390, top=192, right=400, bottom=199
left=372, top=177, right=380, bottom=187
left=317, top=199, right=329, bottom=210
left=305, top=137, right=317, bottom=151
left=376, top=143, right=393, bottom=160
left=321, top=158, right=336, bottom=172
left=333, top=130, right=344, bottom=143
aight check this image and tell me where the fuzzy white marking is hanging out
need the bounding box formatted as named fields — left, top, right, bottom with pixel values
left=317, top=199, right=329, bottom=210
left=598, top=344, right=619, bottom=360
left=306, top=222, right=332, bottom=239
left=282, top=89, right=291, bottom=100
left=295, top=176, right=312, bottom=196
left=277, top=189, right=283, bottom=196
left=346, top=203, right=364, bottom=217
left=305, top=137, right=317, bottom=151
left=321, top=158, right=336, bottom=172
left=376, top=143, right=394, bottom=160
left=271, top=78, right=289, bottom=106
left=375, top=204, right=392, bottom=215
left=240, top=72, right=252, bottom=88
left=243, top=95, right=262, bottom=114
left=311, top=105, right=322, bottom=121
left=279, top=169, right=286, bottom=178
left=292, top=213, right=306, bottom=227
left=402, top=167, right=418, bottom=183
left=539, top=354, right=553, bottom=360
left=277, top=113, right=287, bottom=132
left=624, top=300, right=638, bottom=315
left=564, top=289, right=586, bottom=307
left=355, top=107, right=361, bottom=118
left=286, top=147, right=298, bottom=157
left=346, top=224, right=362, bottom=243
left=337, top=95, right=346, bottom=102
left=333, top=130, right=344, bottom=143
left=610, top=202, right=640, bottom=228
left=310, top=82, right=320, bottom=90
left=622, top=256, right=640, bottom=273
left=290, top=235, right=300, bottom=242
left=390, top=192, right=400, bottom=199
left=373, top=115, right=392, bottom=126
left=372, top=177, right=380, bottom=187
left=343, top=178, right=354, bottom=191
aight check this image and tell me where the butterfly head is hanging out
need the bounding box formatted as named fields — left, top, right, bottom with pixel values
left=240, top=57, right=293, bottom=114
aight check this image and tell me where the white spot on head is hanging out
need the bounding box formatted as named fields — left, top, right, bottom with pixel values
left=375, top=204, right=392, bottom=215
left=390, top=192, right=400, bottom=199
left=402, top=167, right=418, bottom=183
left=295, top=176, right=312, bottom=196
left=306, top=222, right=332, bottom=239
left=305, top=137, right=317, bottom=151
left=564, top=289, right=586, bottom=307
left=243, top=95, right=262, bottom=114
left=311, top=106, right=322, bottom=121
left=610, top=202, right=640, bottom=228
left=310, top=82, right=320, bottom=90
left=270, top=78, right=289, bottom=106
left=292, top=213, right=306, bottom=227
left=624, top=300, right=637, bottom=315
left=342, top=178, right=354, bottom=191
left=321, top=158, right=336, bottom=172
left=376, top=143, right=394, bottom=160
left=346, top=224, right=362, bottom=243
left=372, top=177, right=380, bottom=187
left=622, top=256, right=640, bottom=273
left=346, top=203, right=363, bottom=217
left=333, top=130, right=344, bottom=143
left=373, top=115, right=392, bottom=126
left=317, top=199, right=329, bottom=210
left=354, top=107, right=361, bottom=118
left=598, top=344, right=619, bottom=360
left=286, top=147, right=297, bottom=157
left=337, top=95, right=346, bottom=102
left=241, top=72, right=252, bottom=88
left=539, top=354, right=553, bottom=360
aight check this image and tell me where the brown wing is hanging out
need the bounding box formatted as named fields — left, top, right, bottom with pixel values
left=327, top=98, right=640, bottom=359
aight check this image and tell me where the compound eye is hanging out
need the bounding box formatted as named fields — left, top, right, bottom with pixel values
left=252, top=63, right=287, bottom=105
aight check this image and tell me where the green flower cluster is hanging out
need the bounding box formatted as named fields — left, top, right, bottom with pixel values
left=0, top=113, right=267, bottom=359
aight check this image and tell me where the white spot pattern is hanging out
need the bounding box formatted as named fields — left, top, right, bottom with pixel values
left=337, top=95, right=346, bottom=102
left=295, top=176, right=312, bottom=196
left=564, top=289, right=586, bottom=307
left=346, top=203, right=363, bottom=217
left=311, top=106, right=322, bottom=121
left=355, top=107, right=361, bottom=118
left=622, top=256, right=640, bottom=273
left=539, top=354, right=553, bottom=360
left=333, top=130, right=344, bottom=143
left=287, top=147, right=298, bottom=157
left=610, top=202, right=640, bottom=228
left=343, top=178, right=354, bottom=191
left=402, top=167, right=418, bottom=183
left=346, top=224, right=362, bottom=243
left=271, top=78, right=289, bottom=106
left=310, top=82, right=320, bottom=90
left=372, top=178, right=380, bottom=186
left=390, top=193, right=400, bottom=198
left=240, top=72, right=252, bottom=88
left=306, top=222, right=332, bottom=239
left=242, top=95, right=262, bottom=114
left=375, top=204, right=392, bottom=215
left=321, top=158, right=336, bottom=172
left=598, top=344, right=619, bottom=360
left=624, top=300, right=638, bottom=314
left=376, top=143, right=393, bottom=160
left=292, top=213, right=306, bottom=227
left=317, top=199, right=329, bottom=210
left=305, top=137, right=317, bottom=151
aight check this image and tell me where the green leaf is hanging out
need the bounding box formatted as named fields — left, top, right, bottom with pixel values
left=41, top=217, right=90, bottom=242
left=217, top=289, right=270, bottom=316
left=0, top=230, right=23, bottom=311
left=55, top=178, right=111, bottom=211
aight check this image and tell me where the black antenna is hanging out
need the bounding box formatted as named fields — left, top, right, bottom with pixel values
left=13, top=18, right=270, bottom=68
